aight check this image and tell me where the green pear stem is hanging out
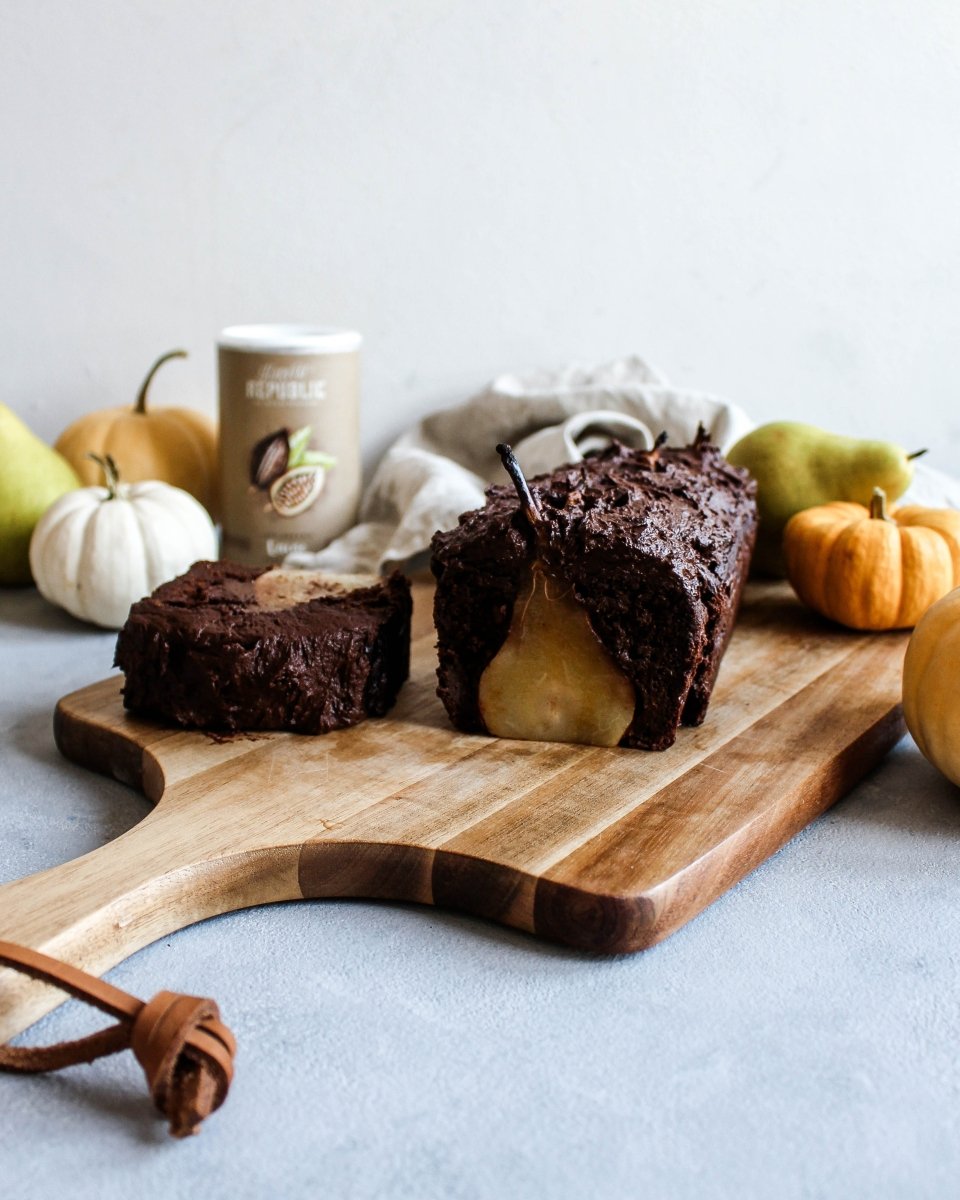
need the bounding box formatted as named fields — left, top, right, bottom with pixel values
left=496, top=443, right=543, bottom=531
left=907, top=449, right=928, bottom=461
left=134, top=349, right=188, bottom=415
left=869, top=487, right=890, bottom=521
left=87, top=452, right=122, bottom=499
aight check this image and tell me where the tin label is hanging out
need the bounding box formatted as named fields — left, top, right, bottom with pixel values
left=218, top=347, right=361, bottom=566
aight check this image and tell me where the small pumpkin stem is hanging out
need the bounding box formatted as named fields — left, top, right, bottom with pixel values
left=870, top=487, right=891, bottom=521
left=134, top=349, right=188, bottom=415
left=87, top=452, right=121, bottom=499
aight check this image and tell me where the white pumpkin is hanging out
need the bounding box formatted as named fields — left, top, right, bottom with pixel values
left=29, top=454, right=217, bottom=629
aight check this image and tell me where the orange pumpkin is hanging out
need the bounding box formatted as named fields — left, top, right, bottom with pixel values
left=902, top=586, right=960, bottom=786
left=55, top=350, right=218, bottom=516
left=783, top=488, right=960, bottom=630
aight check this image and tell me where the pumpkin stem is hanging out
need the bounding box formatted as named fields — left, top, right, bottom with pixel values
left=87, top=452, right=122, bottom=499
left=870, top=487, right=891, bottom=521
left=134, top=349, right=188, bottom=415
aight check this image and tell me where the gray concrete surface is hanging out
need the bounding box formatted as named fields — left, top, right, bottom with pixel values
left=1, top=587, right=958, bottom=1200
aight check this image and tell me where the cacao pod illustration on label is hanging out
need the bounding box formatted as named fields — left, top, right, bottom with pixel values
left=270, top=466, right=325, bottom=516
left=248, top=425, right=336, bottom=517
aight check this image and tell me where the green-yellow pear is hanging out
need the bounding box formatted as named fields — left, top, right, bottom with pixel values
left=727, top=421, right=924, bottom=576
left=479, top=564, right=635, bottom=746
left=477, top=444, right=636, bottom=747
left=0, top=404, right=80, bottom=585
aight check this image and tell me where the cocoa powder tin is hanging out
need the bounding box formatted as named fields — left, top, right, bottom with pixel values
left=217, top=325, right=362, bottom=566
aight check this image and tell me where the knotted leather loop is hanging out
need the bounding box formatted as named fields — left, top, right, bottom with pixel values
left=0, top=940, right=235, bottom=1138
left=130, top=989, right=235, bottom=1137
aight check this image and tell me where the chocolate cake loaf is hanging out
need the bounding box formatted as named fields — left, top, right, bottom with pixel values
left=115, top=562, right=411, bottom=733
left=430, top=431, right=758, bottom=750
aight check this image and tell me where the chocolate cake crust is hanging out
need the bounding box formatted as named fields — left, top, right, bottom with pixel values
left=430, top=434, right=757, bottom=750
left=115, top=561, right=411, bottom=734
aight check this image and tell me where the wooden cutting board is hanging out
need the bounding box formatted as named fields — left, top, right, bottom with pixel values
left=0, top=582, right=907, bottom=1041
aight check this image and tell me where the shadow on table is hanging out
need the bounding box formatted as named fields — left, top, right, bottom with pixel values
left=2, top=703, right=150, bottom=882
left=0, top=588, right=108, bottom=635
left=9, top=1069, right=166, bottom=1145
left=10, top=703, right=66, bottom=766
left=351, top=896, right=603, bottom=961
left=11, top=702, right=134, bottom=780
left=830, top=735, right=960, bottom=838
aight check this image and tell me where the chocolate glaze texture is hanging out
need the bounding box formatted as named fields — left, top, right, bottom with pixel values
left=431, top=434, right=758, bottom=750
left=115, top=561, right=412, bottom=734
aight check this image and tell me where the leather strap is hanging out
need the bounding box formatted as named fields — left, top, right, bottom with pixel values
left=0, top=941, right=235, bottom=1138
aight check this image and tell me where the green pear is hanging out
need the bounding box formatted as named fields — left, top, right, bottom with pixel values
left=478, top=564, right=636, bottom=747
left=727, top=421, right=924, bottom=576
left=0, top=404, right=81, bottom=585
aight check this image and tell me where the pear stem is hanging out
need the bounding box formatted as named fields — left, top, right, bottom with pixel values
left=134, top=349, right=188, bottom=415
left=907, top=449, right=928, bottom=461
left=87, top=452, right=122, bottom=499
left=647, top=430, right=669, bottom=463
left=496, top=443, right=543, bottom=530
left=870, top=487, right=891, bottom=521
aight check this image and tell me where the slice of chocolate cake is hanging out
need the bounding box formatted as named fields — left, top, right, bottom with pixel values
left=430, top=431, right=758, bottom=751
left=115, top=562, right=411, bottom=734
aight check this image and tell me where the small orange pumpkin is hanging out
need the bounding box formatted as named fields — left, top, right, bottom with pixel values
left=783, top=488, right=960, bottom=630
left=55, top=350, right=218, bottom=516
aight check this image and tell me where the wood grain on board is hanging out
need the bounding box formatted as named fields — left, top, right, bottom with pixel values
left=0, top=582, right=907, bottom=1040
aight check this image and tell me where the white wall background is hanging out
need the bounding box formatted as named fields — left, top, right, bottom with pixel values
left=3, top=0, right=959, bottom=473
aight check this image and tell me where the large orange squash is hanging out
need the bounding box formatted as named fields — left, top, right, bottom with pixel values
left=783, top=488, right=960, bottom=630
left=902, top=586, right=960, bottom=786
left=55, top=350, right=218, bottom=516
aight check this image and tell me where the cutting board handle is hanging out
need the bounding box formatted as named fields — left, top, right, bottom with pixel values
left=0, top=804, right=302, bottom=1042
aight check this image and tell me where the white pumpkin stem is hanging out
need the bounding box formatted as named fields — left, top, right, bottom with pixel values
left=135, top=349, right=188, bottom=415
left=870, top=487, right=891, bottom=521
left=87, top=452, right=122, bottom=499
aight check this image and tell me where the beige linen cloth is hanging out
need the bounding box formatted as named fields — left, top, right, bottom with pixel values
left=286, top=355, right=957, bottom=575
